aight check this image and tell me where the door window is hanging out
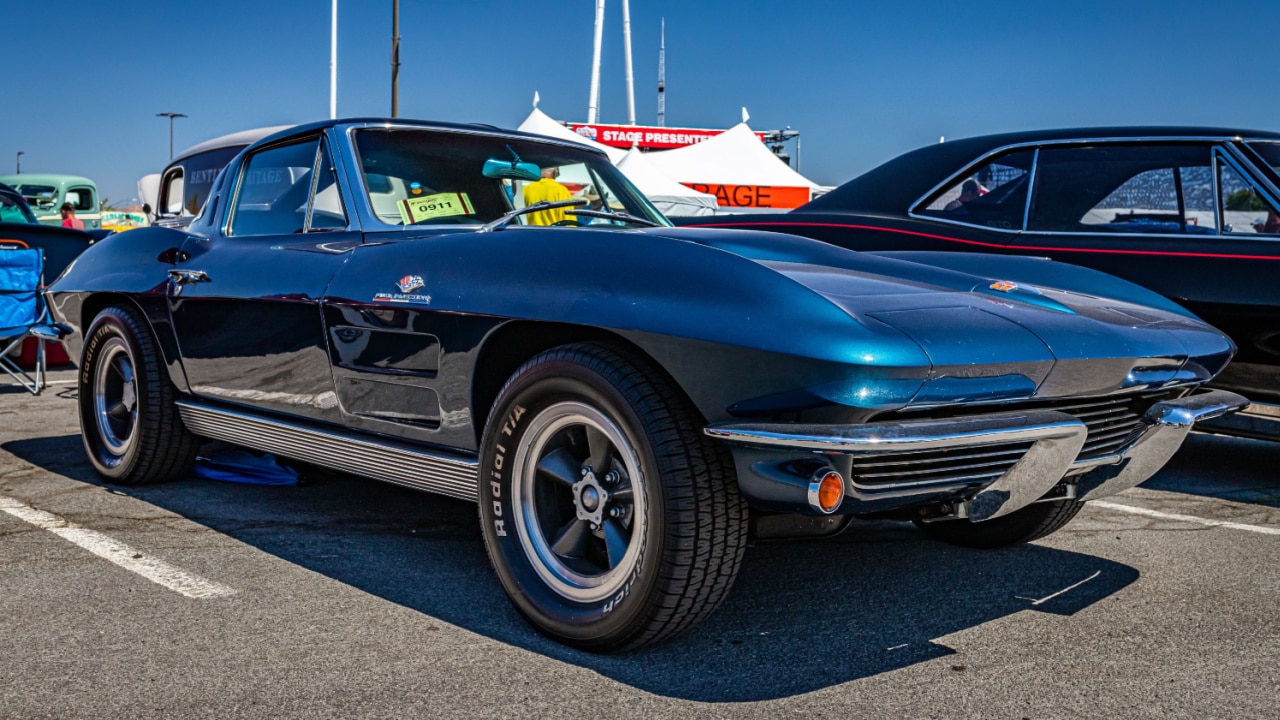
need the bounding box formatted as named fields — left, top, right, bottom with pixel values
left=1029, top=144, right=1215, bottom=234
left=916, top=150, right=1035, bottom=231
left=1219, top=160, right=1280, bottom=235
left=66, top=187, right=96, bottom=212
left=229, top=138, right=319, bottom=236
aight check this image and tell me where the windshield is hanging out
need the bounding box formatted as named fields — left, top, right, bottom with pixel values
left=12, top=184, right=59, bottom=211
left=0, top=190, right=36, bottom=223
left=351, top=128, right=670, bottom=229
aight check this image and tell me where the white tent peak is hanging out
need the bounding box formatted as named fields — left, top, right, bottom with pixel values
left=533, top=91, right=540, bottom=109
left=646, top=121, right=819, bottom=190
left=741, top=107, right=750, bottom=124
left=516, top=107, right=624, bottom=162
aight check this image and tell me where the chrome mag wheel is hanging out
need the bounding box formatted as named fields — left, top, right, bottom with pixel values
left=512, top=400, right=647, bottom=604
left=92, top=337, right=138, bottom=459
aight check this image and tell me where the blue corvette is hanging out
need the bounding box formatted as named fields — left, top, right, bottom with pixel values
left=47, top=119, right=1245, bottom=651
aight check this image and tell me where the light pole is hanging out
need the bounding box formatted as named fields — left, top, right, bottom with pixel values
left=156, top=112, right=187, bottom=161
left=15, top=151, right=23, bottom=174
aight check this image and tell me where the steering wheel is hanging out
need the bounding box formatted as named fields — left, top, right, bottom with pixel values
left=551, top=219, right=583, bottom=227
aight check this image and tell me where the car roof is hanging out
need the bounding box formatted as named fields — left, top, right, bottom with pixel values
left=171, top=125, right=296, bottom=165
left=800, top=126, right=1280, bottom=215
left=0, top=173, right=96, bottom=188
left=245, top=117, right=610, bottom=157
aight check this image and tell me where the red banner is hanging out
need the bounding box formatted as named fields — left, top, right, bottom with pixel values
left=568, top=123, right=766, bottom=150
left=683, top=183, right=811, bottom=209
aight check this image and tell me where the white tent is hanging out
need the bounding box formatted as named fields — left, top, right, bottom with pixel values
left=517, top=107, right=625, bottom=163
left=645, top=122, right=819, bottom=208
left=615, top=146, right=718, bottom=217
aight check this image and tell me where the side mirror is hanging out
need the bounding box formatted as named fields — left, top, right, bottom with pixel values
left=482, top=158, right=542, bottom=182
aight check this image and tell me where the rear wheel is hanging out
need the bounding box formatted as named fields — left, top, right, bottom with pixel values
left=479, top=343, right=748, bottom=652
left=914, top=499, right=1084, bottom=549
left=79, top=305, right=198, bottom=485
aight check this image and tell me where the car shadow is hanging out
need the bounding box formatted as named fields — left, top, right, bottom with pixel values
left=1142, top=432, right=1280, bottom=508
left=5, top=433, right=1139, bottom=702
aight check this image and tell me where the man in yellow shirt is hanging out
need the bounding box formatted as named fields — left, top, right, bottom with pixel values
left=522, top=167, right=573, bottom=225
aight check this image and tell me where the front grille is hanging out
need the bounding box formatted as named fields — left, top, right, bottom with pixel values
left=850, top=440, right=1035, bottom=488
left=864, top=388, right=1189, bottom=487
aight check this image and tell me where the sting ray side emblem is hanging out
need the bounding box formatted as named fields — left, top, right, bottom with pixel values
left=397, top=275, right=425, bottom=293
left=374, top=274, right=432, bottom=304
left=989, top=280, right=1018, bottom=293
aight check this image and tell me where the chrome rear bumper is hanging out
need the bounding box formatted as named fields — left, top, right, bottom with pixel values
left=705, top=389, right=1247, bottom=521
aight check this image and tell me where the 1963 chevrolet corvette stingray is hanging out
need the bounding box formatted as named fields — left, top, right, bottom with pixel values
left=46, top=119, right=1245, bottom=651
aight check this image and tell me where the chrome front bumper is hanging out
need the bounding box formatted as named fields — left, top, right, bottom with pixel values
left=705, top=389, right=1247, bottom=521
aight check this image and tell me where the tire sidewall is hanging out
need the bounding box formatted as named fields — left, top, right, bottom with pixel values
left=79, top=309, right=149, bottom=480
left=480, top=355, right=666, bottom=647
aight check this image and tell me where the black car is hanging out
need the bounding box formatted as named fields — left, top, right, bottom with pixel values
left=685, top=127, right=1280, bottom=440
left=0, top=181, right=96, bottom=279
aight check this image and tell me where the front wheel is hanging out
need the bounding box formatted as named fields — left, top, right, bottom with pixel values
left=479, top=343, right=748, bottom=652
left=79, top=305, right=198, bottom=485
left=914, top=499, right=1084, bottom=549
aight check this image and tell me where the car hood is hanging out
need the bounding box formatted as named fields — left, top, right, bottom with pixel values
left=651, top=226, right=1234, bottom=403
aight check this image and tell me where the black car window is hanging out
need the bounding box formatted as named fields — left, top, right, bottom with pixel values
left=229, top=138, right=319, bottom=237
left=305, top=138, right=347, bottom=232
left=1244, top=141, right=1280, bottom=177
left=1219, top=160, right=1280, bottom=236
left=1029, top=144, right=1215, bottom=235
left=916, top=150, right=1034, bottom=231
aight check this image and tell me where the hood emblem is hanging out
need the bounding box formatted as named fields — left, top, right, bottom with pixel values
left=397, top=275, right=425, bottom=293
left=989, top=280, right=1018, bottom=293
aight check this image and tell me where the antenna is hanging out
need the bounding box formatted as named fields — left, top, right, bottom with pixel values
left=657, top=18, right=666, bottom=127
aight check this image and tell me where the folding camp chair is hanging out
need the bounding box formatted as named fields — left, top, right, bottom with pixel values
left=0, top=245, right=71, bottom=394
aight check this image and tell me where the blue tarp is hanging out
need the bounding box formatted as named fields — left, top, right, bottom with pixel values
left=194, top=448, right=300, bottom=486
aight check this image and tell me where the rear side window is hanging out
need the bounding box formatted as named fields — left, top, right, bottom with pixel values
left=916, top=150, right=1035, bottom=231
left=229, top=138, right=319, bottom=236
left=1029, top=144, right=1215, bottom=234
left=1219, top=160, right=1280, bottom=235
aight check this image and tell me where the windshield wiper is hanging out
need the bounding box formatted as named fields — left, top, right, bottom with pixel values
left=476, top=199, right=587, bottom=233
left=565, top=208, right=660, bottom=227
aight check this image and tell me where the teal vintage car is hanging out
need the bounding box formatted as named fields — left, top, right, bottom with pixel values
left=0, top=173, right=100, bottom=230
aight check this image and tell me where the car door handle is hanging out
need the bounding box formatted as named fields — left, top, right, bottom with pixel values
left=168, top=269, right=210, bottom=295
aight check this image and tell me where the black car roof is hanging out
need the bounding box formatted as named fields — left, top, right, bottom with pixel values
left=248, top=117, right=609, bottom=157
left=800, top=126, right=1280, bottom=215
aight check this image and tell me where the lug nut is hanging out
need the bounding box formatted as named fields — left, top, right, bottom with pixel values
left=581, top=466, right=591, bottom=477
left=605, top=471, right=620, bottom=484
left=590, top=522, right=600, bottom=531
left=609, top=506, right=624, bottom=518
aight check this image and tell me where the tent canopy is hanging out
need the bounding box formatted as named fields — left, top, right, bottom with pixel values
left=517, top=108, right=625, bottom=162
left=644, top=122, right=819, bottom=188
left=615, top=146, right=718, bottom=217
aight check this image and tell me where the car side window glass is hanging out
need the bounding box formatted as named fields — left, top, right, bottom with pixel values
left=917, top=150, right=1034, bottom=231
left=1029, top=144, right=1214, bottom=235
left=306, top=139, right=347, bottom=231
left=228, top=138, right=320, bottom=237
left=1219, top=161, right=1280, bottom=235
left=181, top=147, right=241, bottom=216
left=162, top=170, right=185, bottom=215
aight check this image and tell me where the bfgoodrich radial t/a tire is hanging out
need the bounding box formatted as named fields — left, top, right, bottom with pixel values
left=914, top=499, right=1085, bottom=549
left=78, top=305, right=198, bottom=485
left=479, top=343, right=748, bottom=652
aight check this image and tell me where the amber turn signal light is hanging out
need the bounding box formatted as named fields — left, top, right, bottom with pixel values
left=808, top=469, right=845, bottom=514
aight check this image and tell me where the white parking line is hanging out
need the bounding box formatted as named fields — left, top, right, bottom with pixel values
left=1092, top=500, right=1280, bottom=536
left=0, top=495, right=237, bottom=598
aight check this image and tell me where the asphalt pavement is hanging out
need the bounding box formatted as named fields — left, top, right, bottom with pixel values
left=1, top=369, right=1277, bottom=719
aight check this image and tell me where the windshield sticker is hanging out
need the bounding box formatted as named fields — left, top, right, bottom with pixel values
left=397, top=192, right=476, bottom=225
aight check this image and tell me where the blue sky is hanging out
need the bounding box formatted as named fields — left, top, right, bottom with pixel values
left=4, top=0, right=1279, bottom=204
